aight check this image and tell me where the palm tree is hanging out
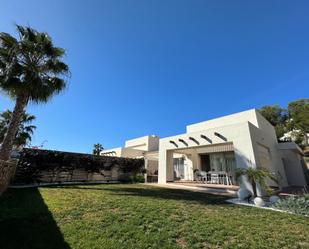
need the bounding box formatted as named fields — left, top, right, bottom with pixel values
left=0, top=110, right=36, bottom=148
left=236, top=168, right=278, bottom=197
left=0, top=25, right=69, bottom=161
left=93, top=143, right=104, bottom=156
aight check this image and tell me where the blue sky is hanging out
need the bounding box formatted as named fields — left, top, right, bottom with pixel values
left=0, top=1, right=308, bottom=153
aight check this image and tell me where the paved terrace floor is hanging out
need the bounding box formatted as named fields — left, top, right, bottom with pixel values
left=147, top=181, right=239, bottom=197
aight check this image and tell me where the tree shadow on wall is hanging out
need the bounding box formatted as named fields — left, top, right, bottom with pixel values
left=0, top=188, right=70, bottom=249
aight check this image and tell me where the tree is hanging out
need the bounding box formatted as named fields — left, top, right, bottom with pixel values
left=288, top=99, right=309, bottom=146
left=93, top=143, right=104, bottom=156
left=0, top=25, right=69, bottom=161
left=236, top=168, right=278, bottom=197
left=0, top=110, right=36, bottom=148
left=259, top=105, right=288, bottom=138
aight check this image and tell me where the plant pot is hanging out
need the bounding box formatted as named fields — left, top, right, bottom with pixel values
left=254, top=197, right=265, bottom=207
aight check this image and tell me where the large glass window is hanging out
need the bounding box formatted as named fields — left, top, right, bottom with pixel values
left=209, top=152, right=236, bottom=173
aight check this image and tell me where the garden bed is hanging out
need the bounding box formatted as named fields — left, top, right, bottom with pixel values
left=226, top=198, right=299, bottom=216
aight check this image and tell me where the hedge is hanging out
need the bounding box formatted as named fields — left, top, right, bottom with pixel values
left=13, top=148, right=145, bottom=184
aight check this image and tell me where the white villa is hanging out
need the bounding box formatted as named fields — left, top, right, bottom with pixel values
left=101, top=109, right=308, bottom=193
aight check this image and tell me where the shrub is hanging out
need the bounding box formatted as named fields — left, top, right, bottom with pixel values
left=273, top=194, right=309, bottom=216
left=132, top=174, right=145, bottom=183
left=236, top=168, right=278, bottom=197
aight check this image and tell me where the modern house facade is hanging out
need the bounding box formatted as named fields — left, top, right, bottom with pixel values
left=101, top=109, right=308, bottom=192
left=101, top=135, right=160, bottom=177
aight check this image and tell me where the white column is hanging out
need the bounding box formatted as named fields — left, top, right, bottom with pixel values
left=184, top=155, right=194, bottom=181
left=158, top=149, right=174, bottom=183
left=144, top=158, right=148, bottom=183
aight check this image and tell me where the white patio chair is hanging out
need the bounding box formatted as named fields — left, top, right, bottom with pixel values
left=199, top=171, right=207, bottom=183
left=210, top=172, right=219, bottom=184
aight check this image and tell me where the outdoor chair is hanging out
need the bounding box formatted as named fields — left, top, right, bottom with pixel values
left=209, top=172, right=219, bottom=184
left=195, top=170, right=207, bottom=182
left=199, top=171, right=207, bottom=182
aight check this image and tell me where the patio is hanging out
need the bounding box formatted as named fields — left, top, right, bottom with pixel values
left=153, top=181, right=239, bottom=197
left=168, top=143, right=238, bottom=188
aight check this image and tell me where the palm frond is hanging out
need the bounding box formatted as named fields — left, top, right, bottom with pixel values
left=0, top=109, right=36, bottom=146
left=235, top=167, right=277, bottom=196
left=0, top=32, right=18, bottom=49
left=0, top=24, right=70, bottom=103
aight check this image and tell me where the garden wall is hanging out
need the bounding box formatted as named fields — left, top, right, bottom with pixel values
left=13, top=148, right=144, bottom=185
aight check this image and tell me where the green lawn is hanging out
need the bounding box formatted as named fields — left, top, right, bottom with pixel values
left=0, top=184, right=308, bottom=249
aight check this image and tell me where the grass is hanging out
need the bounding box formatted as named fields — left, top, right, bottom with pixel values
left=0, top=184, right=308, bottom=249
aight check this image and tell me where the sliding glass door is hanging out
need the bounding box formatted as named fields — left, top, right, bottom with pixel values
left=209, top=152, right=236, bottom=173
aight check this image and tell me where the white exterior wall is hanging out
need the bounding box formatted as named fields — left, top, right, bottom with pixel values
left=101, top=147, right=144, bottom=158
left=159, top=121, right=258, bottom=188
left=125, top=135, right=159, bottom=151
left=281, top=150, right=307, bottom=186
left=100, top=147, right=122, bottom=157
left=101, top=135, right=160, bottom=158
left=278, top=142, right=307, bottom=186
left=248, top=123, right=288, bottom=187
left=100, top=109, right=306, bottom=189
left=147, top=160, right=158, bottom=175
left=158, top=109, right=291, bottom=192
left=186, top=109, right=261, bottom=133
left=183, top=155, right=194, bottom=180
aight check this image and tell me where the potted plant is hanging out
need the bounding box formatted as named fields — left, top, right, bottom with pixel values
left=236, top=168, right=278, bottom=206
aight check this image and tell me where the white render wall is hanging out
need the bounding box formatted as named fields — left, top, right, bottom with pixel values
left=100, top=147, right=144, bottom=158
left=248, top=123, right=288, bottom=187
left=278, top=142, right=307, bottom=186
left=101, top=135, right=160, bottom=158
left=280, top=149, right=307, bottom=186
left=158, top=109, right=289, bottom=192
left=100, top=109, right=305, bottom=189
left=100, top=147, right=122, bottom=157
left=125, top=135, right=159, bottom=151
left=186, top=109, right=261, bottom=133
left=159, top=121, right=258, bottom=187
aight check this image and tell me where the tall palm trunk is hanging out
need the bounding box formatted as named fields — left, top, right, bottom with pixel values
left=0, top=94, right=28, bottom=161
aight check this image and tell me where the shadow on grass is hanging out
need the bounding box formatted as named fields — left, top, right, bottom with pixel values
left=56, top=184, right=229, bottom=206
left=0, top=188, right=70, bottom=249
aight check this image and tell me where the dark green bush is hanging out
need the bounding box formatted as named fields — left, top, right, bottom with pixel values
left=132, top=174, right=145, bottom=183
left=273, top=194, right=309, bottom=216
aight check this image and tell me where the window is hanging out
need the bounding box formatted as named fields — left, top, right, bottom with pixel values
left=209, top=152, right=236, bottom=173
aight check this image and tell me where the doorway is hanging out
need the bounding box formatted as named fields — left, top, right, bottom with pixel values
left=200, top=154, right=210, bottom=172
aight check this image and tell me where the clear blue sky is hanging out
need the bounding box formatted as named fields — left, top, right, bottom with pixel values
left=0, top=1, right=308, bottom=153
